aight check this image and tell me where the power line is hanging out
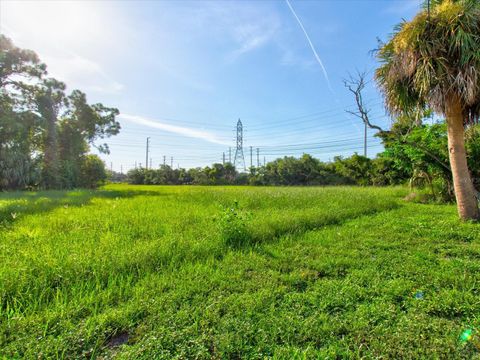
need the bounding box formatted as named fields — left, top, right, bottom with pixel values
left=244, top=113, right=387, bottom=139
left=254, top=135, right=380, bottom=149
left=145, top=137, right=150, bottom=169
left=106, top=116, right=385, bottom=149
left=243, top=99, right=383, bottom=130
left=261, top=143, right=384, bottom=156
left=250, top=146, right=253, bottom=169
left=115, top=100, right=386, bottom=138
left=102, top=135, right=382, bottom=156
left=101, top=108, right=389, bottom=170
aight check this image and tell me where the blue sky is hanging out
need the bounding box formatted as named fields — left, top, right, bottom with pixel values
left=1, top=0, right=421, bottom=171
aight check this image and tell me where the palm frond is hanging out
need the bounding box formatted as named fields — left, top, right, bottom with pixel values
left=376, top=0, right=480, bottom=125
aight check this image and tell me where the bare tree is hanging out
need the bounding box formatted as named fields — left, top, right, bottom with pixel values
left=344, top=72, right=385, bottom=133
left=343, top=71, right=451, bottom=173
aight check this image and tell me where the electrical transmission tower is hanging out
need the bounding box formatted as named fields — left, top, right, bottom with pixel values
left=233, top=119, right=246, bottom=172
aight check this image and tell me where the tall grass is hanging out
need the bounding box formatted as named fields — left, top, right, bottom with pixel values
left=2, top=185, right=478, bottom=358
left=0, top=186, right=401, bottom=316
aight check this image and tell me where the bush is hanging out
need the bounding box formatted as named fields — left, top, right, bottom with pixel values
left=79, top=155, right=107, bottom=188
left=216, top=201, right=252, bottom=248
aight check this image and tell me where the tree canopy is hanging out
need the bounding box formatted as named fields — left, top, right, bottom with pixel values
left=0, top=35, right=120, bottom=190
left=375, top=0, right=480, bottom=124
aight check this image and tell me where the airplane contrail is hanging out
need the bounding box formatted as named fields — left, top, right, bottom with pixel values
left=285, top=0, right=334, bottom=94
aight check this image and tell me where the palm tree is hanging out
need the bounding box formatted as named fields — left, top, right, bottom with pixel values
left=375, top=0, right=480, bottom=221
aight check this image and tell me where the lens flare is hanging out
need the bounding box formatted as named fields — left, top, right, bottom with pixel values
left=460, top=329, right=474, bottom=343
left=414, top=290, right=424, bottom=300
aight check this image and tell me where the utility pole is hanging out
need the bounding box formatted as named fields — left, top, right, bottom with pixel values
left=135, top=161, right=137, bottom=169
left=256, top=148, right=260, bottom=167
left=163, top=155, right=166, bottom=167
left=233, top=119, right=246, bottom=171
left=120, top=165, right=123, bottom=175
left=145, top=137, right=150, bottom=169
left=223, top=152, right=225, bottom=165
left=364, top=122, right=367, bottom=157
left=229, top=147, right=231, bottom=163
left=150, top=158, right=152, bottom=169
left=110, top=162, right=113, bottom=172
left=170, top=156, right=173, bottom=168
left=250, top=146, right=253, bottom=169
left=263, top=156, right=266, bottom=166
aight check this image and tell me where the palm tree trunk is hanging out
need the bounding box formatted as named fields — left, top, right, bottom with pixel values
left=446, top=96, right=479, bottom=221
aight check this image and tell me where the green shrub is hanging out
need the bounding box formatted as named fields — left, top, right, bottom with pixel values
left=216, top=201, right=252, bottom=248
left=79, top=155, right=107, bottom=188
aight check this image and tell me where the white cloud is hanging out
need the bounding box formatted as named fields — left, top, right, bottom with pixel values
left=43, top=52, right=124, bottom=94
left=187, top=2, right=281, bottom=60
left=229, top=19, right=281, bottom=59
left=119, top=114, right=229, bottom=146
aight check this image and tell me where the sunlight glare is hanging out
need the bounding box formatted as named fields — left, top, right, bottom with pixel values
left=1, top=1, right=103, bottom=49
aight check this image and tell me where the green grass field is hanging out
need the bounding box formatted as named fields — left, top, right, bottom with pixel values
left=1, top=185, right=480, bottom=359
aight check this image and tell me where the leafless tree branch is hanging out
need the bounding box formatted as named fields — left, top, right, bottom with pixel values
left=344, top=71, right=451, bottom=173
left=343, top=72, right=385, bottom=133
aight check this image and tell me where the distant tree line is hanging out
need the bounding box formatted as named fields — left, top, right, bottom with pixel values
left=125, top=154, right=398, bottom=187
left=0, top=35, right=120, bottom=190
left=126, top=121, right=480, bottom=202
